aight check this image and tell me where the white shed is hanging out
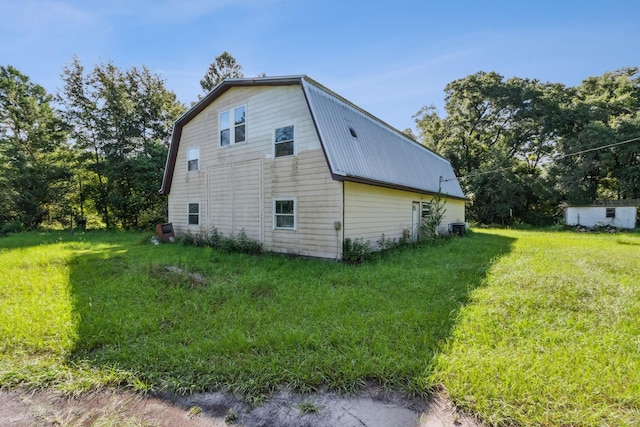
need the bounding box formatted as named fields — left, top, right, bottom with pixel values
left=565, top=204, right=637, bottom=229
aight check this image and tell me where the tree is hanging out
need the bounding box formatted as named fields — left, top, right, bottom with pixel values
left=414, top=72, right=561, bottom=224
left=200, top=51, right=244, bottom=93
left=0, top=65, right=70, bottom=229
left=552, top=68, right=640, bottom=203
left=59, top=58, right=186, bottom=229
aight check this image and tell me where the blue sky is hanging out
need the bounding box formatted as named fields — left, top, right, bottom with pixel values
left=2, top=0, right=639, bottom=131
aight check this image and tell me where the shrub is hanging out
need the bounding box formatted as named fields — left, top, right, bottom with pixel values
left=342, top=237, right=372, bottom=264
left=179, top=227, right=262, bottom=255
left=376, top=233, right=397, bottom=251
left=0, top=221, right=25, bottom=236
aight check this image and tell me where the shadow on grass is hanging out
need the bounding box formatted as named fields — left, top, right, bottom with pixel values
left=0, top=229, right=147, bottom=250
left=66, top=231, right=515, bottom=399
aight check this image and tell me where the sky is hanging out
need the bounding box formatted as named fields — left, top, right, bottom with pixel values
left=2, top=0, right=639, bottom=131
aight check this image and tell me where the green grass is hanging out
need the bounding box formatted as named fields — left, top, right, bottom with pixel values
left=433, top=229, right=640, bottom=425
left=1, top=228, right=639, bottom=425
left=0, top=230, right=508, bottom=399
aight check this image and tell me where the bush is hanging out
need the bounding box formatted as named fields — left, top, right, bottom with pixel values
left=376, top=233, right=397, bottom=251
left=179, top=227, right=262, bottom=255
left=342, top=237, right=372, bottom=264
left=0, top=221, right=24, bottom=236
left=220, top=229, right=262, bottom=255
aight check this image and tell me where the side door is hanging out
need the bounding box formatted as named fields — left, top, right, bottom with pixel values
left=411, top=201, right=420, bottom=243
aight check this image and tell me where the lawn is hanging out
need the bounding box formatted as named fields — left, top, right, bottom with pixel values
left=1, top=228, right=638, bottom=425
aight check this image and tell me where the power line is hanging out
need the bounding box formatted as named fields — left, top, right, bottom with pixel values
left=447, top=136, right=640, bottom=181
left=555, top=136, right=640, bottom=159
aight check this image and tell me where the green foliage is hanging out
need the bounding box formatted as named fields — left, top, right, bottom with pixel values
left=341, top=237, right=373, bottom=264
left=179, top=227, right=262, bottom=255
left=551, top=67, right=640, bottom=203
left=0, top=220, right=24, bottom=236
left=295, top=400, right=323, bottom=415
left=415, top=68, right=640, bottom=225
left=420, top=192, right=446, bottom=240
left=376, top=233, right=397, bottom=251
left=415, top=71, right=562, bottom=225
left=200, top=51, right=244, bottom=94
left=58, top=57, right=186, bottom=229
left=0, top=65, right=71, bottom=229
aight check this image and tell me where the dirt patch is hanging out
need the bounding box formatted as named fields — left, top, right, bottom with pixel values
left=0, top=386, right=483, bottom=427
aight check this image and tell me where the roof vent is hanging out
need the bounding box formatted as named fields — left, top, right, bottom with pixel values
left=349, top=127, right=357, bottom=139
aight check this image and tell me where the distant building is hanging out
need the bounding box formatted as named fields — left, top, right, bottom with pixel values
left=565, top=200, right=638, bottom=229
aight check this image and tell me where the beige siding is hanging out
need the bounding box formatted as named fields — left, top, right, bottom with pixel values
left=207, top=164, right=232, bottom=235
left=168, top=85, right=344, bottom=258
left=343, top=182, right=465, bottom=247
left=264, top=149, right=343, bottom=259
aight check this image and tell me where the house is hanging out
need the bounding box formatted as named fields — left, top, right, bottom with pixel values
left=160, top=75, right=465, bottom=259
left=565, top=200, right=638, bottom=230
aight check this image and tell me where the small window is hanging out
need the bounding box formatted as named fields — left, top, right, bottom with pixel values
left=188, top=203, right=200, bottom=226
left=187, top=147, right=199, bottom=171
left=349, top=127, right=357, bottom=138
left=606, top=207, right=615, bottom=218
left=421, top=202, right=431, bottom=219
left=274, top=199, right=295, bottom=230
left=275, top=125, right=294, bottom=157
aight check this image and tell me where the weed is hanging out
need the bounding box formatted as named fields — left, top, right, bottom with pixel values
left=224, top=408, right=238, bottom=424
left=178, top=227, right=261, bottom=255
left=295, top=400, right=322, bottom=415
left=342, top=237, right=372, bottom=264
left=187, top=405, right=202, bottom=418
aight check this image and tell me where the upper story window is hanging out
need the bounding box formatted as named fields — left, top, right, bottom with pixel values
left=606, top=207, right=615, bottom=218
left=274, top=125, right=294, bottom=157
left=187, top=147, right=199, bottom=171
left=220, top=106, right=246, bottom=147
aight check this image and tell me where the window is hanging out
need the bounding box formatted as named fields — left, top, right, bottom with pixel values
left=421, top=202, right=432, bottom=219
left=220, top=111, right=230, bottom=146
left=274, top=125, right=294, bottom=157
left=187, top=147, right=199, bottom=171
left=606, top=207, right=615, bottom=218
left=188, top=203, right=200, bottom=226
left=220, top=105, right=246, bottom=147
left=274, top=199, right=295, bottom=229
left=234, top=106, right=246, bottom=143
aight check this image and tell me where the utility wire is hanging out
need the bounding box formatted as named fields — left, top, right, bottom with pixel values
left=446, top=135, right=640, bottom=181
left=554, top=136, right=640, bottom=159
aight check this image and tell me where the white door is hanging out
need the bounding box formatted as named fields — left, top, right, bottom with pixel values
left=412, top=201, right=420, bottom=243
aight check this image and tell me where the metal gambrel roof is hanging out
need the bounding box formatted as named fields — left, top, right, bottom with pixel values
left=160, top=75, right=464, bottom=199
left=300, top=78, right=464, bottom=199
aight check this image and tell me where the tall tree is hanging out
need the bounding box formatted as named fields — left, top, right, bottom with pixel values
left=552, top=68, right=640, bottom=203
left=415, top=72, right=561, bottom=224
left=200, top=51, right=244, bottom=93
left=0, top=65, right=70, bottom=229
left=59, top=58, right=185, bottom=229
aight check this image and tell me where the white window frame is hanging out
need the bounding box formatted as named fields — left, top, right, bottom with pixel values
left=273, top=198, right=296, bottom=230
left=187, top=147, right=199, bottom=172
left=188, top=203, right=200, bottom=226
left=274, top=124, right=295, bottom=158
left=219, top=105, right=246, bottom=147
